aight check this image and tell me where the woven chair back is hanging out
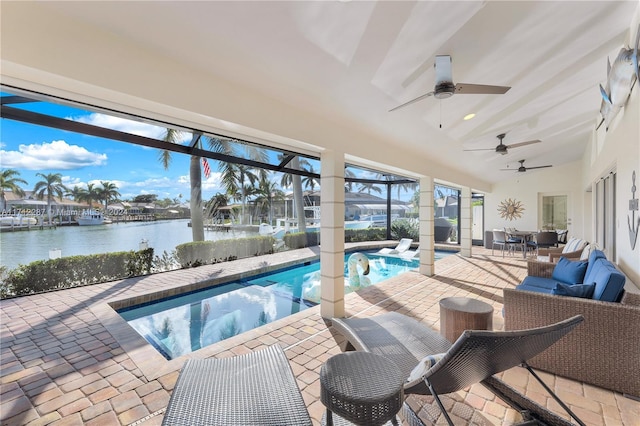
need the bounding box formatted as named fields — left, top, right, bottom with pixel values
left=426, top=315, right=584, bottom=394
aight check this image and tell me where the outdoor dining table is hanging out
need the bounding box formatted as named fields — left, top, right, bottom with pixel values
left=507, top=230, right=535, bottom=258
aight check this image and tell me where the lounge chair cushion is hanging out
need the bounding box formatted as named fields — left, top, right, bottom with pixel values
left=551, top=257, right=588, bottom=284
left=407, top=352, right=446, bottom=383
left=552, top=282, right=595, bottom=298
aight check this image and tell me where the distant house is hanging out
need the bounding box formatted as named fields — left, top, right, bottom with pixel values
left=271, top=191, right=411, bottom=221
left=435, top=195, right=458, bottom=218
left=3, top=191, right=87, bottom=215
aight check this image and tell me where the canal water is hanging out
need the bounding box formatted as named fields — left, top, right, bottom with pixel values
left=0, top=219, right=257, bottom=271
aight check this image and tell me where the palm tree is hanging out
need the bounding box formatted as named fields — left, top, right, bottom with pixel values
left=278, top=155, right=308, bottom=232
left=97, top=181, right=120, bottom=211
left=158, top=129, right=207, bottom=241
left=32, top=173, right=67, bottom=225
left=301, top=165, right=319, bottom=192
left=65, top=185, right=85, bottom=202
left=254, top=177, right=284, bottom=224
left=357, top=182, right=382, bottom=195
left=81, top=183, right=101, bottom=211
left=204, top=193, right=228, bottom=222
left=220, top=161, right=267, bottom=224
left=0, top=169, right=27, bottom=211
left=344, top=167, right=356, bottom=193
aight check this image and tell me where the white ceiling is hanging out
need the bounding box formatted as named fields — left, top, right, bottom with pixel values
left=37, top=1, right=639, bottom=184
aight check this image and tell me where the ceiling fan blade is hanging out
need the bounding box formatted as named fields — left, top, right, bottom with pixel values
left=525, top=165, right=552, bottom=170
left=505, top=139, right=541, bottom=149
left=454, top=83, right=511, bottom=95
left=389, top=91, right=434, bottom=112
left=463, top=148, right=496, bottom=152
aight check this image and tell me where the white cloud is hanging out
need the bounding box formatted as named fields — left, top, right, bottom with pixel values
left=0, top=140, right=108, bottom=170
left=73, top=113, right=192, bottom=142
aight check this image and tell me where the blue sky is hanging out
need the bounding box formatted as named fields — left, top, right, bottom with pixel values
left=1, top=93, right=418, bottom=203
left=0, top=98, right=249, bottom=202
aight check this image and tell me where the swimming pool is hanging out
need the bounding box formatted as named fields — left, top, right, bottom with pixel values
left=118, top=250, right=451, bottom=359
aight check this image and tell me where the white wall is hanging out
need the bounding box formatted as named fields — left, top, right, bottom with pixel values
left=485, top=160, right=584, bottom=237
left=585, top=68, right=640, bottom=288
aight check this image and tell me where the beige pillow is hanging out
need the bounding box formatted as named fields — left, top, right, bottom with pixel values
left=580, top=243, right=599, bottom=260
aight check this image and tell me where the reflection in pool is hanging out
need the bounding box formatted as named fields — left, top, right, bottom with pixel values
left=118, top=251, right=451, bottom=359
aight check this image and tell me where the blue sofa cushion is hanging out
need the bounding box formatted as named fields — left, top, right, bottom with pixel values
left=584, top=249, right=607, bottom=282
left=519, top=276, right=559, bottom=291
left=552, top=282, right=595, bottom=298
left=589, top=260, right=626, bottom=302
left=515, top=283, right=555, bottom=294
left=551, top=257, right=588, bottom=284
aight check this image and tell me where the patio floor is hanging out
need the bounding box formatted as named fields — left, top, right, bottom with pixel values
left=1, top=245, right=639, bottom=425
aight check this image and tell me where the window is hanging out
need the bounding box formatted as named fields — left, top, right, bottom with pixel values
left=541, top=195, right=568, bottom=230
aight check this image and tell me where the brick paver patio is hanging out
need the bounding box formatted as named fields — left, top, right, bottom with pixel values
left=1, top=245, right=639, bottom=425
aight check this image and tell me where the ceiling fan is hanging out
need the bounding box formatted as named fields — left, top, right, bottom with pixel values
left=389, top=55, right=511, bottom=112
left=464, top=133, right=541, bottom=155
left=502, top=159, right=552, bottom=172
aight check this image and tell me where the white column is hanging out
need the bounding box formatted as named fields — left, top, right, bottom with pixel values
left=419, top=177, right=435, bottom=276
left=460, top=186, right=472, bottom=257
left=320, top=150, right=345, bottom=318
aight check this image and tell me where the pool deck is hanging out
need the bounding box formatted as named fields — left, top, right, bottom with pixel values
left=1, top=244, right=639, bottom=425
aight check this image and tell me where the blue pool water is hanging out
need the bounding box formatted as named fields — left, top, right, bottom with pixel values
left=119, top=250, right=451, bottom=359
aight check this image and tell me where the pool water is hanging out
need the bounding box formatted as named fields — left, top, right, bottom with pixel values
left=119, top=251, right=451, bottom=359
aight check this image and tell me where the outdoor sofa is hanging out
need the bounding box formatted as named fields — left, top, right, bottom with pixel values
left=504, top=249, right=640, bottom=397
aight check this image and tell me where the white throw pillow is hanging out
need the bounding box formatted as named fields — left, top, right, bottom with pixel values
left=580, top=243, right=599, bottom=260
left=407, top=353, right=446, bottom=383
left=563, top=237, right=587, bottom=253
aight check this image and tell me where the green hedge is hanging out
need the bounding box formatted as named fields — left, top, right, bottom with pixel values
left=391, top=219, right=420, bottom=241
left=283, top=231, right=320, bottom=249
left=1, top=248, right=153, bottom=298
left=176, top=235, right=275, bottom=267
left=344, top=228, right=387, bottom=242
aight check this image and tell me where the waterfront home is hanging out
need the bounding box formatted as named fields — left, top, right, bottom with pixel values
left=1, top=2, right=639, bottom=425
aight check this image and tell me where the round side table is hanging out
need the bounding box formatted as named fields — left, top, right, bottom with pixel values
left=439, top=297, right=493, bottom=343
left=320, top=351, right=404, bottom=426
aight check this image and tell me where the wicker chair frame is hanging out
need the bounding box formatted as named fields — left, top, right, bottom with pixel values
left=331, top=312, right=585, bottom=426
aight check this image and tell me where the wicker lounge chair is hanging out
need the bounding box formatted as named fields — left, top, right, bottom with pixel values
left=162, top=344, right=312, bottom=425
left=331, top=312, right=585, bottom=426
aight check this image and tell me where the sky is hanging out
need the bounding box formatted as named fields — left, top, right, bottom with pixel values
left=0, top=94, right=275, bottom=203
left=0, top=92, right=421, bottom=204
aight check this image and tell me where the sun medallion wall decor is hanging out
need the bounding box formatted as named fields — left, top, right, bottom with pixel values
left=498, top=198, right=525, bottom=221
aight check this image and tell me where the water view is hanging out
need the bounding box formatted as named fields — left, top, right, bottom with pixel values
left=0, top=219, right=257, bottom=271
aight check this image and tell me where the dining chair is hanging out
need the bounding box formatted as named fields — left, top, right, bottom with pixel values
left=534, top=231, right=559, bottom=255
left=492, top=230, right=514, bottom=257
